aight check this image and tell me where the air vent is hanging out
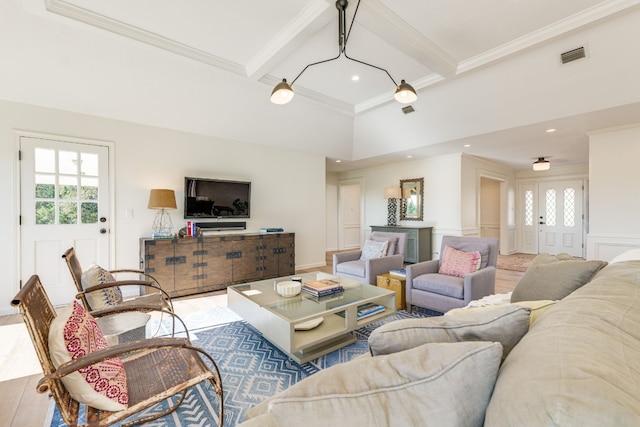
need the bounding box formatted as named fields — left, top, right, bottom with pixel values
left=402, top=105, right=415, bottom=114
left=560, top=46, right=586, bottom=64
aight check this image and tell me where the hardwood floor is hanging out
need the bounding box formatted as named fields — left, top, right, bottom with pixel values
left=0, top=253, right=523, bottom=427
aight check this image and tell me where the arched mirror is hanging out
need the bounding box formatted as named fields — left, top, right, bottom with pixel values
left=400, top=178, right=424, bottom=221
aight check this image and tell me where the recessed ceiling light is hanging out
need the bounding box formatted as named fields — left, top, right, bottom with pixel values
left=335, top=160, right=341, bottom=163
left=463, top=144, right=471, bottom=148
left=546, top=128, right=556, bottom=133
left=351, top=75, right=360, bottom=81
left=406, top=155, right=413, bottom=159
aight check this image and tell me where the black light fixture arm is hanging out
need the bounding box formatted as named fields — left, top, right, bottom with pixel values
left=289, top=0, right=398, bottom=87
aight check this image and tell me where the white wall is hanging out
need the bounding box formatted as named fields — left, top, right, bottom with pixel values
left=587, top=123, right=640, bottom=260
left=0, top=100, right=327, bottom=314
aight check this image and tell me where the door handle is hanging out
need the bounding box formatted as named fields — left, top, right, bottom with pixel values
left=100, top=228, right=107, bottom=234
left=539, top=221, right=545, bottom=225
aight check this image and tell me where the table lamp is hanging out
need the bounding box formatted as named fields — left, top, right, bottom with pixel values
left=384, top=187, right=402, bottom=226
left=148, top=189, right=177, bottom=236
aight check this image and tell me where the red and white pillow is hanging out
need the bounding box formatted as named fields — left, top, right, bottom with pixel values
left=48, top=301, right=129, bottom=411
left=439, top=246, right=482, bottom=278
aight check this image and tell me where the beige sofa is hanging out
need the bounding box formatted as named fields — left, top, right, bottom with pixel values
left=238, top=255, right=640, bottom=426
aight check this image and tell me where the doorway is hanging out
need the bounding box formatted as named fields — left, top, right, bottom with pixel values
left=19, top=132, right=113, bottom=306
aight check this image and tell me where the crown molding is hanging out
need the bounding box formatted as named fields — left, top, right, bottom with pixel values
left=458, top=0, right=640, bottom=74
left=44, top=0, right=246, bottom=76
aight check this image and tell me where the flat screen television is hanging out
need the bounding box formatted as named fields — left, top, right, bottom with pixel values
left=184, top=177, right=251, bottom=219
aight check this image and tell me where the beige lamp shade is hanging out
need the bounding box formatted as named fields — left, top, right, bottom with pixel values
left=384, top=187, right=401, bottom=199
left=148, top=189, right=177, bottom=210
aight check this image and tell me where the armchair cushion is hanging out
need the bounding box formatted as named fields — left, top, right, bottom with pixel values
left=439, top=246, right=481, bottom=277
left=81, top=264, right=123, bottom=310
left=370, top=234, right=398, bottom=256
left=336, top=259, right=367, bottom=278
left=413, top=273, right=464, bottom=299
left=264, top=341, right=502, bottom=427
left=49, top=301, right=128, bottom=411
left=511, top=254, right=608, bottom=303
left=368, top=304, right=530, bottom=360
left=359, top=239, right=389, bottom=260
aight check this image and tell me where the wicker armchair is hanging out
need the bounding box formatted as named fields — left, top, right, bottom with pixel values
left=12, top=275, right=224, bottom=427
left=62, top=247, right=173, bottom=313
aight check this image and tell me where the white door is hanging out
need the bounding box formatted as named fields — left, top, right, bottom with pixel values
left=338, top=182, right=362, bottom=250
left=20, top=136, right=111, bottom=306
left=538, top=180, right=584, bottom=257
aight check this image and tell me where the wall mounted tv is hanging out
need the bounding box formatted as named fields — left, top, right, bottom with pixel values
left=184, top=177, right=251, bottom=219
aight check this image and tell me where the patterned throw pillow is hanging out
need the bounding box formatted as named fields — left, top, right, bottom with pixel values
left=439, top=246, right=482, bottom=278
left=81, top=264, right=123, bottom=310
left=360, top=239, right=389, bottom=260
left=48, top=301, right=129, bottom=411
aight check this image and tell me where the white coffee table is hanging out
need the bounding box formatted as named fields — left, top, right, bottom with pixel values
left=227, top=272, right=396, bottom=363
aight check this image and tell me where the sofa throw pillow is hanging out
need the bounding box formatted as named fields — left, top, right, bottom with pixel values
left=446, top=300, right=557, bottom=327
left=510, top=254, right=607, bottom=303
left=370, top=235, right=398, bottom=256
left=81, top=264, right=123, bottom=311
left=48, top=301, right=128, bottom=411
left=368, top=304, right=531, bottom=360
left=438, top=245, right=482, bottom=277
left=359, top=239, right=389, bottom=260
left=267, top=341, right=502, bottom=427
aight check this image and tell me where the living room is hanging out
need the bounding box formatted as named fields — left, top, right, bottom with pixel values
left=1, top=1, right=640, bottom=425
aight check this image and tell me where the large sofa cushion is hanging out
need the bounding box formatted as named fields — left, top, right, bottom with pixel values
left=412, top=273, right=464, bottom=298
left=510, top=253, right=607, bottom=302
left=447, top=300, right=556, bottom=327
left=368, top=305, right=530, bottom=360
left=485, top=263, right=640, bottom=426
left=266, top=341, right=502, bottom=427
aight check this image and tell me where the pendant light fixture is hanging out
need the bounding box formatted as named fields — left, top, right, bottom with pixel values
left=532, top=157, right=550, bottom=171
left=270, top=0, right=417, bottom=105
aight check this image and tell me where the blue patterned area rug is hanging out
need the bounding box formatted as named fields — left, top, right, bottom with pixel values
left=49, top=307, right=439, bottom=427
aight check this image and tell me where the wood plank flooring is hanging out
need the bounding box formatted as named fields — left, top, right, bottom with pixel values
left=0, top=252, right=523, bottom=427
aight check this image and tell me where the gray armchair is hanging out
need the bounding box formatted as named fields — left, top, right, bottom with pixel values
left=333, top=231, right=407, bottom=285
left=406, top=236, right=498, bottom=313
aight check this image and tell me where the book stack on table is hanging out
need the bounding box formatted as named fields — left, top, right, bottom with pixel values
left=389, top=268, right=406, bottom=278
left=302, top=279, right=344, bottom=297
left=336, top=302, right=386, bottom=320
left=356, top=302, right=386, bottom=319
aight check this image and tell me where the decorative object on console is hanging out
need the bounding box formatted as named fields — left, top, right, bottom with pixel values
left=400, top=178, right=424, bottom=221
left=532, top=157, right=550, bottom=171
left=270, top=0, right=417, bottom=106
left=384, top=186, right=402, bottom=226
left=148, top=188, right=177, bottom=236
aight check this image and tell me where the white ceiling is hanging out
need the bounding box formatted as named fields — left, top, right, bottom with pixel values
left=7, top=0, right=640, bottom=172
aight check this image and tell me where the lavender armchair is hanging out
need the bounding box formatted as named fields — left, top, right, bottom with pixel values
left=333, top=232, right=407, bottom=285
left=406, top=236, right=498, bottom=313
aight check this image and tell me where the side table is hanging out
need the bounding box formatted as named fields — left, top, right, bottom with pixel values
left=377, top=273, right=406, bottom=310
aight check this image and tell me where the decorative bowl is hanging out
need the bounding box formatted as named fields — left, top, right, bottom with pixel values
left=276, top=280, right=302, bottom=297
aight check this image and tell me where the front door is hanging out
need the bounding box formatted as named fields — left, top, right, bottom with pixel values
left=538, top=180, right=584, bottom=257
left=20, top=135, right=111, bottom=306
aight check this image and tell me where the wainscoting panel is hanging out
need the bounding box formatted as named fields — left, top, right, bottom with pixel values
left=586, top=234, right=640, bottom=261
